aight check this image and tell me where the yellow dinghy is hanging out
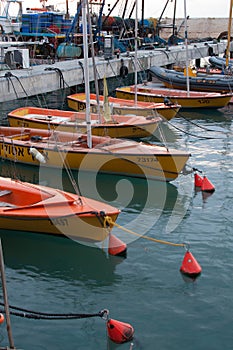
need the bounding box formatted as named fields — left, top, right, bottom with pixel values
left=115, top=83, right=233, bottom=109
left=67, top=92, right=181, bottom=121
left=8, top=106, right=161, bottom=139
left=0, top=126, right=190, bottom=182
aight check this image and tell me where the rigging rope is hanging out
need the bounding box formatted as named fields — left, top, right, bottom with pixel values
left=51, top=132, right=82, bottom=199
left=107, top=59, right=123, bottom=85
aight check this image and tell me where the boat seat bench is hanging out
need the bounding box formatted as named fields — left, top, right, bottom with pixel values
left=0, top=201, right=17, bottom=208
left=0, top=190, right=12, bottom=197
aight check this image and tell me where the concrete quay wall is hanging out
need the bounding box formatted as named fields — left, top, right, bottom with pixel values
left=0, top=40, right=229, bottom=103
left=159, top=18, right=231, bottom=40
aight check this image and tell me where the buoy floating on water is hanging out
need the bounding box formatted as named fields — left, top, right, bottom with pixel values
left=107, top=318, right=134, bottom=344
left=108, top=234, right=127, bottom=257
left=194, top=173, right=203, bottom=187
left=0, top=313, right=4, bottom=324
left=201, top=176, right=215, bottom=193
left=180, top=251, right=202, bottom=279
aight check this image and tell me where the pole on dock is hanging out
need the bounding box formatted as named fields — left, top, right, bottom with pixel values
left=0, top=239, right=16, bottom=349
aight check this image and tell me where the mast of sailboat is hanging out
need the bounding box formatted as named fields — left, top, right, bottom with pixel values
left=184, top=0, right=190, bottom=96
left=141, top=0, right=144, bottom=35
left=65, top=0, right=70, bottom=19
left=172, top=0, right=177, bottom=37
left=82, top=0, right=92, bottom=148
left=134, top=0, right=138, bottom=106
left=226, top=0, right=233, bottom=68
left=87, top=2, right=102, bottom=122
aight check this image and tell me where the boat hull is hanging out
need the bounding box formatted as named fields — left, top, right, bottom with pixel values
left=0, top=127, right=190, bottom=182
left=148, top=66, right=233, bottom=94
left=7, top=107, right=159, bottom=139
left=0, top=213, right=118, bottom=241
left=0, top=177, right=120, bottom=242
left=115, top=86, right=232, bottom=109
left=67, top=93, right=180, bottom=121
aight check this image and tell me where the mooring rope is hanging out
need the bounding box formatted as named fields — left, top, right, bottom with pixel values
left=44, top=67, right=69, bottom=89
left=0, top=302, right=108, bottom=320
left=155, top=103, right=229, bottom=139
left=1, top=72, right=45, bottom=108
left=103, top=216, right=186, bottom=248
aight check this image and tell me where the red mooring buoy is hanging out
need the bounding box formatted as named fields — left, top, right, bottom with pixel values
left=107, top=318, right=134, bottom=344
left=180, top=251, right=202, bottom=279
left=201, top=176, right=215, bottom=193
left=108, top=234, right=127, bottom=257
left=194, top=173, right=203, bottom=187
left=0, top=313, right=4, bottom=324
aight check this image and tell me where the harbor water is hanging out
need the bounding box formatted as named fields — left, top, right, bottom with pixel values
left=0, top=97, right=233, bottom=349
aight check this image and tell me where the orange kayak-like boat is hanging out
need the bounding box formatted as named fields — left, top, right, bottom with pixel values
left=0, top=176, right=120, bottom=242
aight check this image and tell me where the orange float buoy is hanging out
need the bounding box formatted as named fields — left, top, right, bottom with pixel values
left=194, top=173, right=203, bottom=187
left=108, top=234, right=127, bottom=257
left=201, top=176, right=215, bottom=193
left=0, top=313, right=4, bottom=324
left=107, top=318, right=134, bottom=344
left=180, top=251, right=202, bottom=279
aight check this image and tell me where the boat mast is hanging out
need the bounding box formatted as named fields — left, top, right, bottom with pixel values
left=82, top=0, right=92, bottom=148
left=134, top=0, right=138, bottom=106
left=226, top=0, right=233, bottom=68
left=184, top=0, right=190, bottom=96
left=87, top=2, right=102, bottom=122
left=172, top=0, right=177, bottom=37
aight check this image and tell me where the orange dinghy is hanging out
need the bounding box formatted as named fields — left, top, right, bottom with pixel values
left=66, top=92, right=181, bottom=121
left=0, top=176, right=120, bottom=242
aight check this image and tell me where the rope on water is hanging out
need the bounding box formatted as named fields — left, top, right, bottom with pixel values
left=168, top=121, right=224, bottom=140
left=0, top=302, right=108, bottom=320
left=175, top=109, right=231, bottom=135
left=103, top=216, right=186, bottom=248
left=157, top=103, right=228, bottom=139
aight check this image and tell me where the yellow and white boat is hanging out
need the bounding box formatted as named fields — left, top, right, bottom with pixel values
left=7, top=106, right=161, bottom=139
left=0, top=126, right=190, bottom=182
left=115, top=83, right=233, bottom=109
left=66, top=92, right=180, bottom=121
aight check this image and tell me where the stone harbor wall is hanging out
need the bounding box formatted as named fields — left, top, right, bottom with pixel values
left=158, top=18, right=231, bottom=40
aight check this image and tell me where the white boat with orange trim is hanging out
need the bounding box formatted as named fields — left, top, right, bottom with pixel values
left=0, top=176, right=120, bottom=242
left=0, top=126, right=190, bottom=182
left=66, top=92, right=180, bottom=121
left=115, top=82, right=233, bottom=109
left=7, top=106, right=161, bottom=139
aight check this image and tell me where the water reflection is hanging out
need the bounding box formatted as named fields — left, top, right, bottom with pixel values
left=0, top=160, right=193, bottom=242
left=0, top=230, right=124, bottom=285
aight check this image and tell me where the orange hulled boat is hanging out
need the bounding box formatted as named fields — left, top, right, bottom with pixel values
left=0, top=176, right=120, bottom=242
